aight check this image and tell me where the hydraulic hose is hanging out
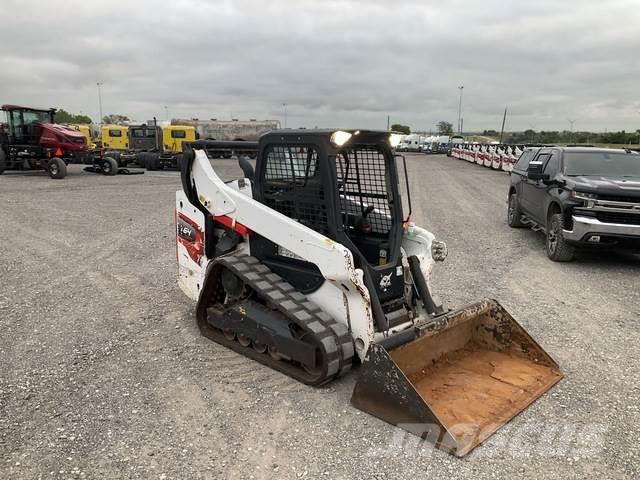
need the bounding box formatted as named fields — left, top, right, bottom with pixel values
left=407, top=255, right=441, bottom=315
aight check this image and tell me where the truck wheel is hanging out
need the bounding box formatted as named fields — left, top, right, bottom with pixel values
left=135, top=153, right=147, bottom=168
left=102, top=157, right=118, bottom=176
left=0, top=148, right=6, bottom=174
left=146, top=154, right=162, bottom=170
left=145, top=154, right=157, bottom=170
left=507, top=194, right=526, bottom=227
left=107, top=151, right=123, bottom=166
left=546, top=213, right=575, bottom=262
left=48, top=157, right=66, bottom=179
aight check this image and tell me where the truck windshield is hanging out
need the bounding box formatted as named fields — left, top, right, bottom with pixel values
left=22, top=110, right=52, bottom=124
left=564, top=152, right=640, bottom=178
left=131, top=128, right=156, bottom=138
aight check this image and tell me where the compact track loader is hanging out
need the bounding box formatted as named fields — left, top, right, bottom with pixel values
left=176, top=130, right=562, bottom=456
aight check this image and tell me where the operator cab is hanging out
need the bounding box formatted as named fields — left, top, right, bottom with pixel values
left=249, top=129, right=408, bottom=311
left=253, top=130, right=406, bottom=263
left=129, top=125, right=159, bottom=151
left=1, top=105, right=54, bottom=145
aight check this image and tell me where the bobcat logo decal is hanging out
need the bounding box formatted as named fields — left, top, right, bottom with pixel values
left=379, top=272, right=392, bottom=291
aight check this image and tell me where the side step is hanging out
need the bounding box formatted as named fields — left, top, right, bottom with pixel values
left=520, top=215, right=545, bottom=233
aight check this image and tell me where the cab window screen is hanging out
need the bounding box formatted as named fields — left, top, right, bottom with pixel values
left=264, top=145, right=317, bottom=182
left=262, top=145, right=326, bottom=234
left=171, top=130, right=186, bottom=139
left=109, top=129, right=122, bottom=137
left=334, top=145, right=392, bottom=235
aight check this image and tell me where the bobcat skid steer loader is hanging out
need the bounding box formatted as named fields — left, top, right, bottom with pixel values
left=175, top=130, right=562, bottom=456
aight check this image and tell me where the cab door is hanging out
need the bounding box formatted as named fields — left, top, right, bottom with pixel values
left=531, top=150, right=561, bottom=223
left=103, top=127, right=128, bottom=150
left=164, top=127, right=194, bottom=153
left=113, top=128, right=129, bottom=149
left=8, top=110, right=26, bottom=143
left=522, top=150, right=552, bottom=223
left=511, top=149, right=535, bottom=215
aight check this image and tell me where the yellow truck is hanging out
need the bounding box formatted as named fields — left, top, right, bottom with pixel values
left=162, top=125, right=196, bottom=154
left=68, top=124, right=96, bottom=150
left=101, top=125, right=129, bottom=150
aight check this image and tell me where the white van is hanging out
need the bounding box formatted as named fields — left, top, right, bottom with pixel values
left=398, top=134, right=423, bottom=152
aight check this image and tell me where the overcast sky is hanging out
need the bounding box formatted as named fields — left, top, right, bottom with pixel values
left=1, top=0, right=639, bottom=132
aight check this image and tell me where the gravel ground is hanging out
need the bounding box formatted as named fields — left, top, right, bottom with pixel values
left=1, top=155, right=638, bottom=479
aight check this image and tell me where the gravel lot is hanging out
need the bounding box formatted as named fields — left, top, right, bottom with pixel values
left=1, top=154, right=638, bottom=479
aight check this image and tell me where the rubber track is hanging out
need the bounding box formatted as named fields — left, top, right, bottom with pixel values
left=205, top=254, right=354, bottom=386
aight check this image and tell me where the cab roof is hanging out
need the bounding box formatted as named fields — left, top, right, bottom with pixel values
left=1, top=104, right=55, bottom=113
left=541, top=146, right=631, bottom=154
left=260, top=128, right=394, bottom=142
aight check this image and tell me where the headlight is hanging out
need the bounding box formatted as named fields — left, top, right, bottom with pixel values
left=389, top=134, right=403, bottom=148
left=330, top=130, right=352, bottom=147
left=571, top=191, right=597, bottom=201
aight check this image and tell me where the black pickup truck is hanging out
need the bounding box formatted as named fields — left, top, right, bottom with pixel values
left=507, top=147, right=640, bottom=261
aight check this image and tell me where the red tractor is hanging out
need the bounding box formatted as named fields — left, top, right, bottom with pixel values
left=0, top=104, right=96, bottom=179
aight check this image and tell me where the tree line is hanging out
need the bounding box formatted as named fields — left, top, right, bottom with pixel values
left=391, top=121, right=455, bottom=135
left=53, top=109, right=131, bottom=125
left=486, top=129, right=640, bottom=145
left=390, top=124, right=639, bottom=144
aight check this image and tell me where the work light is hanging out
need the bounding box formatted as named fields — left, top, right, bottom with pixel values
left=330, top=130, right=352, bottom=146
left=389, top=134, right=402, bottom=148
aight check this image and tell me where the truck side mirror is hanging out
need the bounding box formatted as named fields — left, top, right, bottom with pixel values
left=527, top=161, right=550, bottom=181
left=528, top=171, right=550, bottom=181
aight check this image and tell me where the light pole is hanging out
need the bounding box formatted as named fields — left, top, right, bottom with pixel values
left=282, top=103, right=287, bottom=128
left=457, top=86, right=464, bottom=135
left=568, top=118, right=576, bottom=143
left=164, top=106, right=168, bottom=121
left=499, top=107, right=508, bottom=143
left=96, top=82, right=103, bottom=124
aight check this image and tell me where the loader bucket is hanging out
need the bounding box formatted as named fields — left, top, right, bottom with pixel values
left=351, top=299, right=562, bottom=457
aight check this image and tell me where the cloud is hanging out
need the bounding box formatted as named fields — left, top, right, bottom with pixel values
left=1, top=0, right=638, bottom=132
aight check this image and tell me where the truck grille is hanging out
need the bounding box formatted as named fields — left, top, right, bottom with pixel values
left=596, top=194, right=640, bottom=204
left=595, top=211, right=640, bottom=225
